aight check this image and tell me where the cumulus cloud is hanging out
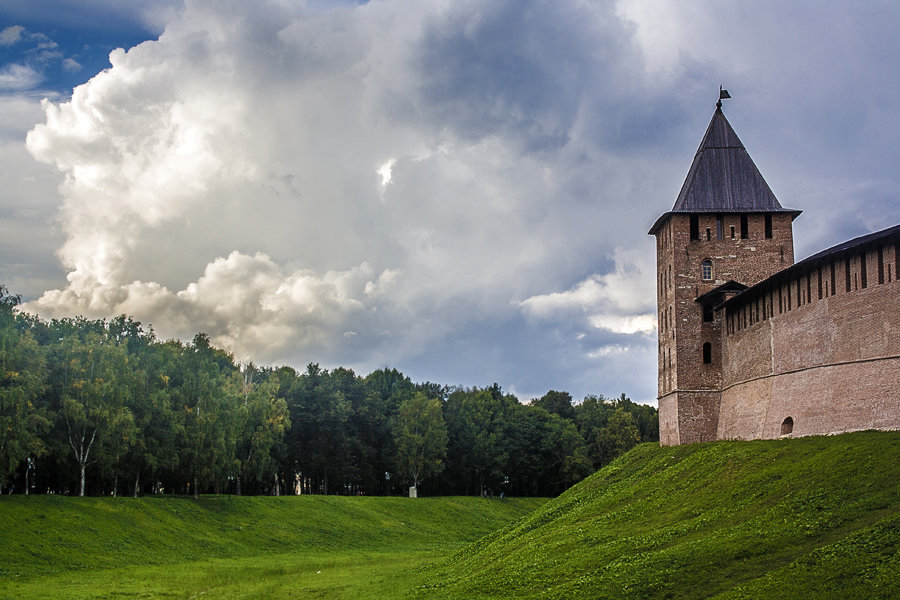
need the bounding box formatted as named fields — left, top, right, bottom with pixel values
left=24, top=1, right=654, bottom=361
left=13, top=0, right=900, bottom=404
left=28, top=250, right=395, bottom=364
left=521, top=247, right=656, bottom=336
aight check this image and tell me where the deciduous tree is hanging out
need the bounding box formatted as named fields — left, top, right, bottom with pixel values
left=392, top=392, right=447, bottom=491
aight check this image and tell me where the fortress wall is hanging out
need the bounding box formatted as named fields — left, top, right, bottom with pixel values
left=718, top=377, right=772, bottom=440
left=718, top=253, right=900, bottom=440
left=721, top=316, right=774, bottom=383
left=766, top=358, right=900, bottom=438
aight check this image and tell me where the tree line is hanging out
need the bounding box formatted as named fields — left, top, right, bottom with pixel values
left=1, top=285, right=658, bottom=497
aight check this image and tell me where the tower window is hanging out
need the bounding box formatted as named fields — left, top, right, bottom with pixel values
left=690, top=215, right=700, bottom=240
left=716, top=214, right=724, bottom=240
left=830, top=262, right=836, bottom=296
left=765, top=214, right=773, bottom=239
left=740, top=214, right=748, bottom=239
left=860, top=252, right=867, bottom=289
left=877, top=246, right=885, bottom=284
left=845, top=257, right=852, bottom=292
left=702, top=342, right=712, bottom=364
left=701, top=260, right=713, bottom=281
left=730, top=225, right=735, bottom=239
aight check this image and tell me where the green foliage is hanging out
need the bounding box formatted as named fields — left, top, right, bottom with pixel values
left=423, top=431, right=900, bottom=599
left=575, top=393, right=658, bottom=468
left=0, top=285, right=657, bottom=497
left=52, top=330, right=138, bottom=496
left=0, top=286, right=49, bottom=490
left=393, top=392, right=448, bottom=488
left=235, top=364, right=290, bottom=492
left=531, top=390, right=576, bottom=420
left=443, top=387, right=513, bottom=495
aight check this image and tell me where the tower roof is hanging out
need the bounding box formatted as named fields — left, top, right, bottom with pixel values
left=649, top=104, right=801, bottom=234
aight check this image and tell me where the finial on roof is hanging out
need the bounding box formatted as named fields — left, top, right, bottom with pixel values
left=716, top=86, right=731, bottom=111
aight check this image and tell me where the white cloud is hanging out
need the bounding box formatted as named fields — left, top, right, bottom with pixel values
left=62, top=57, right=81, bottom=72
left=0, top=63, right=42, bottom=90
left=377, top=159, right=395, bottom=186
left=520, top=246, right=657, bottom=335
left=26, top=250, right=397, bottom=365
left=0, top=26, right=25, bottom=46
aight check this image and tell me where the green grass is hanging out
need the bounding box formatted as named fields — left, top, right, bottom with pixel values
left=0, top=495, right=544, bottom=598
left=421, top=431, right=900, bottom=599
left=2, top=432, right=898, bottom=598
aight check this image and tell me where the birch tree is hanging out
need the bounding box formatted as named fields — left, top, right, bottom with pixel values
left=55, top=330, right=136, bottom=496
left=392, top=392, right=447, bottom=491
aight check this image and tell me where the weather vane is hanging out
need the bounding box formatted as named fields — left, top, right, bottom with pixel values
left=716, top=85, right=731, bottom=110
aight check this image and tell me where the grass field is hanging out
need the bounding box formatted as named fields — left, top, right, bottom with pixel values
left=0, top=495, right=545, bottom=598
left=2, top=431, right=898, bottom=599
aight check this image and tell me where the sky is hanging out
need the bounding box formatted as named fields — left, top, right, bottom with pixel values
left=1, top=0, right=898, bottom=405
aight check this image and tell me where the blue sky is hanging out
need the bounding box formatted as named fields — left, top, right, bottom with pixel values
left=1, top=0, right=899, bottom=404
left=0, top=0, right=167, bottom=95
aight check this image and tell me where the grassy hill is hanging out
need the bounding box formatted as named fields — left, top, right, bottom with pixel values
left=0, top=495, right=544, bottom=598
left=421, top=430, right=900, bottom=599
left=1, top=432, right=897, bottom=599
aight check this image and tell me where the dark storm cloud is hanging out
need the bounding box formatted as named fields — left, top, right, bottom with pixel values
left=0, top=0, right=898, bottom=405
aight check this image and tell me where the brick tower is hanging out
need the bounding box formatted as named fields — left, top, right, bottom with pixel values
left=648, top=97, right=801, bottom=445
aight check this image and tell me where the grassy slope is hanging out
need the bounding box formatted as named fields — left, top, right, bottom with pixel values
left=2, top=432, right=898, bottom=599
left=0, top=495, right=544, bottom=579
left=422, top=431, right=900, bottom=600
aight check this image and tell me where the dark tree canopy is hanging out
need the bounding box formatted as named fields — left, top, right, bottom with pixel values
left=0, top=286, right=657, bottom=497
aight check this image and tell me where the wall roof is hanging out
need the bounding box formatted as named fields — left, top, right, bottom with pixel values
left=719, top=223, right=900, bottom=310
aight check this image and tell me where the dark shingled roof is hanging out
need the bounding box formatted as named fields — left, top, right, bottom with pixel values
left=649, top=106, right=801, bottom=234
left=719, top=223, right=900, bottom=310
left=695, top=280, right=748, bottom=304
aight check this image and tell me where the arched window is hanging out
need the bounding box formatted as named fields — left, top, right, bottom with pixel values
left=781, top=417, right=794, bottom=436
left=701, top=260, right=713, bottom=281
left=702, top=342, right=712, bottom=364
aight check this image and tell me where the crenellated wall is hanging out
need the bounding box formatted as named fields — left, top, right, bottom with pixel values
left=718, top=241, right=900, bottom=440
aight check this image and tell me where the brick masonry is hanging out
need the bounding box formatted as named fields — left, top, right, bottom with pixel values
left=718, top=242, right=900, bottom=441
left=653, top=107, right=899, bottom=446
left=656, top=212, right=797, bottom=445
left=656, top=218, right=900, bottom=445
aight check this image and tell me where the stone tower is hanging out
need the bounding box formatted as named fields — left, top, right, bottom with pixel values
left=648, top=99, right=801, bottom=445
